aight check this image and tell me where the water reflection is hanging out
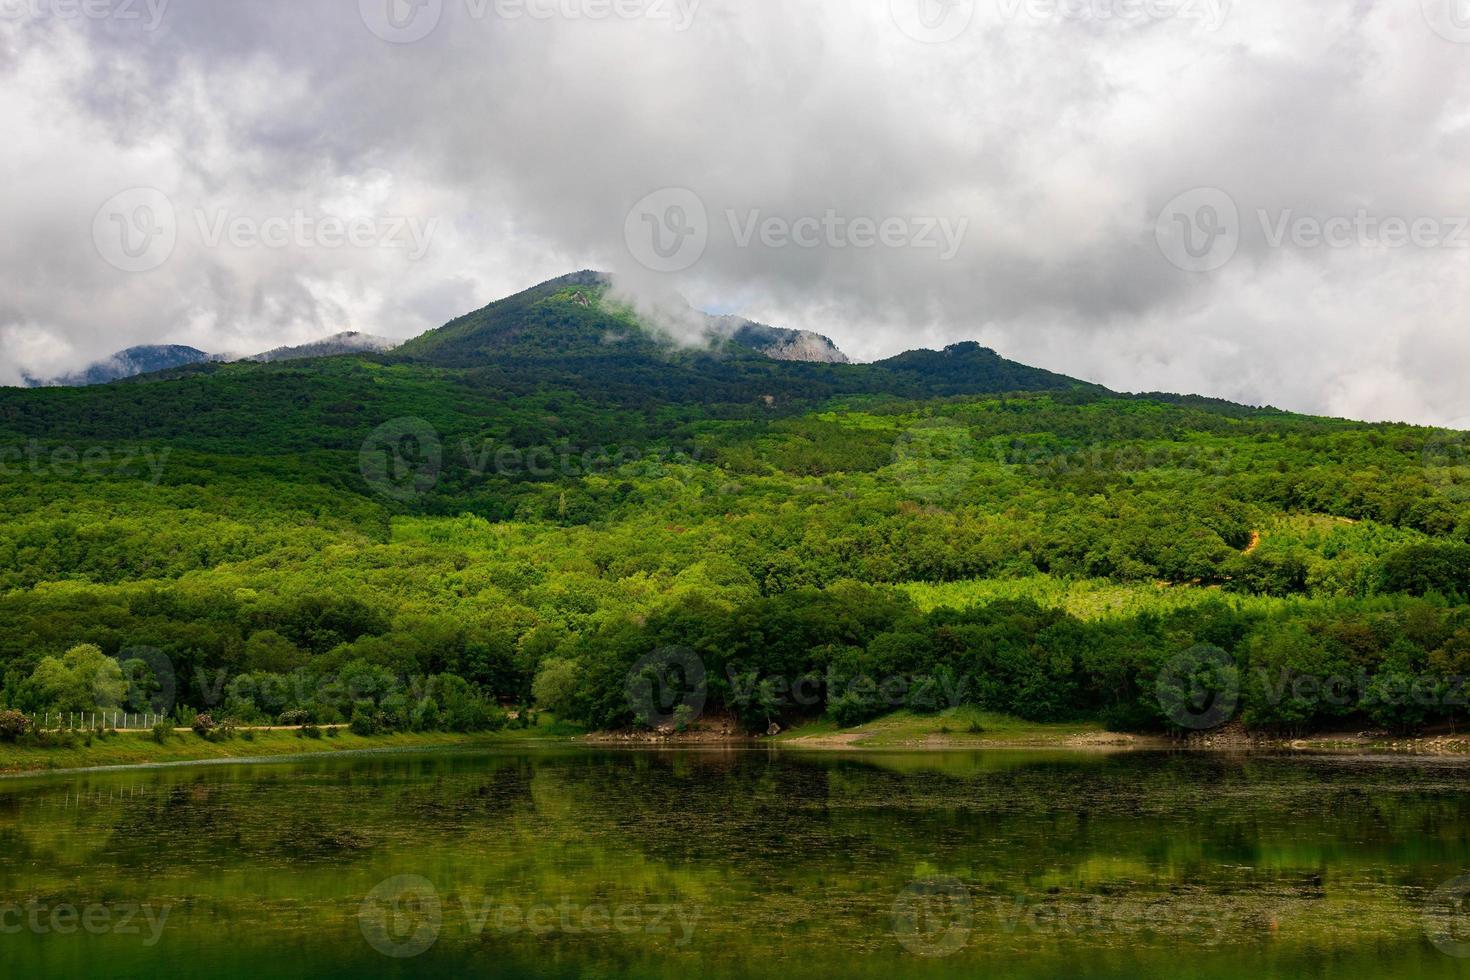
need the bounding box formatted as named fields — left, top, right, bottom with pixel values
left=0, top=748, right=1467, bottom=979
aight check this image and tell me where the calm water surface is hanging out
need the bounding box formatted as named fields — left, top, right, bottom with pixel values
left=1, top=747, right=1469, bottom=978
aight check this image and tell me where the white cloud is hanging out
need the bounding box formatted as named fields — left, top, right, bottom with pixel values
left=1, top=2, right=1468, bottom=423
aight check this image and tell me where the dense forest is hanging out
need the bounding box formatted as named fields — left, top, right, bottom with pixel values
left=3, top=274, right=1470, bottom=738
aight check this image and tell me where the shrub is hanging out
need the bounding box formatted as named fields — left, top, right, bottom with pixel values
left=349, top=711, right=375, bottom=737
left=312, top=706, right=345, bottom=725
left=828, top=689, right=880, bottom=729
left=410, top=697, right=444, bottom=732
left=378, top=693, right=411, bottom=732
left=1379, top=543, right=1470, bottom=597
left=192, top=714, right=216, bottom=738
left=298, top=724, right=323, bottom=739
left=508, top=704, right=544, bottom=730
left=151, top=720, right=173, bottom=743
left=221, top=696, right=265, bottom=725
left=1363, top=666, right=1435, bottom=734
left=531, top=658, right=581, bottom=719
left=18, top=731, right=57, bottom=749
left=0, top=710, right=32, bottom=742
left=278, top=709, right=311, bottom=727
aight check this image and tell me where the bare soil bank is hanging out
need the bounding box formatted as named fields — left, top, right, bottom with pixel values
left=586, top=717, right=1470, bottom=755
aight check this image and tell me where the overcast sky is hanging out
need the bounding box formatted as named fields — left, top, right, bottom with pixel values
left=2, top=1, right=1470, bottom=423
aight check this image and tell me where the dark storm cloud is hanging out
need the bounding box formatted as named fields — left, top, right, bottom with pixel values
left=1, top=1, right=1468, bottom=424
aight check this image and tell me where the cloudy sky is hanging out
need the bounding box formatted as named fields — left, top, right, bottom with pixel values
left=2, top=0, right=1470, bottom=423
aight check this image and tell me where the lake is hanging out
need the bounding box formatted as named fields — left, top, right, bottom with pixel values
left=1, top=746, right=1468, bottom=978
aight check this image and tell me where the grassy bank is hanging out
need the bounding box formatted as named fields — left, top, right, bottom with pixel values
left=774, top=706, right=1124, bottom=749
left=0, top=718, right=585, bottom=775
left=774, top=707, right=1470, bottom=754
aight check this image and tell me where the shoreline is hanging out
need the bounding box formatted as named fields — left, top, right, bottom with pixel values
left=584, top=713, right=1470, bottom=756
left=0, top=728, right=568, bottom=778
left=773, top=732, right=1470, bottom=755
left=582, top=735, right=1470, bottom=755
left=6, top=720, right=1470, bottom=778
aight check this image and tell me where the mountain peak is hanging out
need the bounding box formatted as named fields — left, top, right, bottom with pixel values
left=396, top=271, right=852, bottom=365
left=722, top=320, right=850, bottom=364
left=24, top=345, right=218, bottom=387
left=244, top=332, right=399, bottom=364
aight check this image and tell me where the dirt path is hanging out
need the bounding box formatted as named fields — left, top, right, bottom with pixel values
left=49, top=724, right=349, bottom=735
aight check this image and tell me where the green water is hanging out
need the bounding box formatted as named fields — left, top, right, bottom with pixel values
left=1, top=747, right=1469, bottom=978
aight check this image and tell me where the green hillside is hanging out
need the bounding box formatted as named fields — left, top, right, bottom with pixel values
left=2, top=275, right=1469, bottom=738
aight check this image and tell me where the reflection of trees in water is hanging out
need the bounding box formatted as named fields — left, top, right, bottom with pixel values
left=0, top=754, right=539, bottom=876
left=528, top=751, right=1470, bottom=893
left=487, top=750, right=1470, bottom=957
left=2, top=749, right=1470, bottom=955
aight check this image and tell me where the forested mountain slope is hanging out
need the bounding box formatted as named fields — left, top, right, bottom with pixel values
left=22, top=345, right=219, bottom=387
left=2, top=274, right=1468, bottom=736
